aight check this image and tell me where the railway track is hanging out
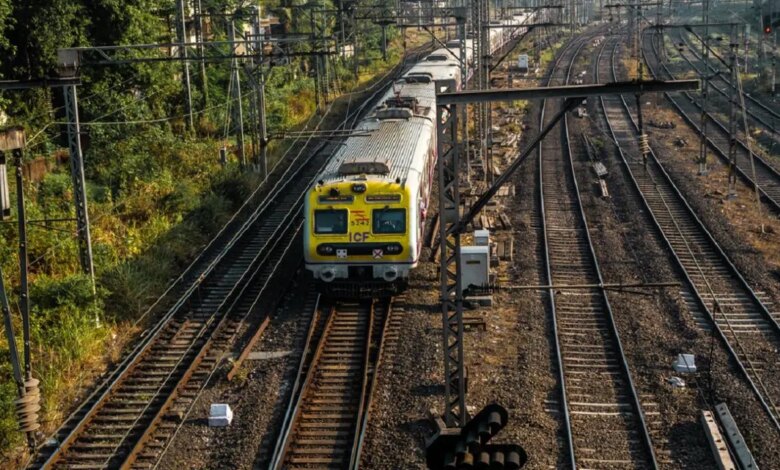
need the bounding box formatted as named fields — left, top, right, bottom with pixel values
left=29, top=44, right=431, bottom=470
left=268, top=298, right=392, bottom=470
left=596, top=32, right=780, bottom=436
left=670, top=29, right=780, bottom=156
left=32, top=144, right=321, bottom=470
left=642, top=29, right=780, bottom=213
left=538, top=30, right=658, bottom=469
left=675, top=29, right=780, bottom=131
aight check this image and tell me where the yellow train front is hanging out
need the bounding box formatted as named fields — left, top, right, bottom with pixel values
left=304, top=83, right=437, bottom=297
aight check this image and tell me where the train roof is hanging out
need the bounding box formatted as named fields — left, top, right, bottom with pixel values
left=316, top=83, right=435, bottom=185
left=404, top=61, right=459, bottom=84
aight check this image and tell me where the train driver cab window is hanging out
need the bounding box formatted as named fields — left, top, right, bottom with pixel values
left=373, top=208, right=406, bottom=234
left=314, top=209, right=348, bottom=234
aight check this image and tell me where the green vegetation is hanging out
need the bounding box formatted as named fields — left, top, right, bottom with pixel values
left=0, top=0, right=401, bottom=463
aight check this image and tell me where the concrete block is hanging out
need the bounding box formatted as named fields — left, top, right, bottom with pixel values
left=209, top=404, right=233, bottom=427
left=673, top=354, right=697, bottom=373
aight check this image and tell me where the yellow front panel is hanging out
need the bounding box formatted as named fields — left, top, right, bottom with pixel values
left=307, top=180, right=412, bottom=263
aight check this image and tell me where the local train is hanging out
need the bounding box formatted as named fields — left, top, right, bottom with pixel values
left=303, top=15, right=530, bottom=296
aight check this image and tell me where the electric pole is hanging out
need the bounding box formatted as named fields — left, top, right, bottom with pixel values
left=228, top=18, right=247, bottom=167
left=698, top=0, right=711, bottom=175
left=176, top=0, right=195, bottom=130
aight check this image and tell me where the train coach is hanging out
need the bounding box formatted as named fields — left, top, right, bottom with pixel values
left=303, top=73, right=443, bottom=296
left=303, top=15, right=530, bottom=296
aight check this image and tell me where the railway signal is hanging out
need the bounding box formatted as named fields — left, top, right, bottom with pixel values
left=426, top=404, right=528, bottom=470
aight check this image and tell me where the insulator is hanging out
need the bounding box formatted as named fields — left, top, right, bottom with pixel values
left=490, top=450, right=505, bottom=467
left=15, top=378, right=41, bottom=433
left=505, top=450, right=522, bottom=469
left=466, top=428, right=479, bottom=447
left=638, top=134, right=650, bottom=155
left=457, top=451, right=474, bottom=469
left=488, top=411, right=502, bottom=434
left=476, top=451, right=491, bottom=469
left=477, top=420, right=490, bottom=442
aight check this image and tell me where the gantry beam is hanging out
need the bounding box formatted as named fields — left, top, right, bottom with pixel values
left=436, top=78, right=699, bottom=428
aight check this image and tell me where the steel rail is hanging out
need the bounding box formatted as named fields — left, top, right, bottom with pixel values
left=678, top=30, right=780, bottom=122
left=640, top=31, right=780, bottom=338
left=269, top=299, right=385, bottom=470
left=347, top=300, right=377, bottom=470
left=45, top=166, right=310, bottom=469
left=269, top=302, right=338, bottom=470
left=672, top=30, right=780, bottom=145
left=351, top=298, right=394, bottom=469
left=538, top=28, right=658, bottom=469
left=597, top=32, right=780, bottom=435
left=643, top=30, right=780, bottom=213
left=120, top=216, right=306, bottom=470
left=539, top=34, right=582, bottom=470
left=266, top=295, right=323, bottom=469
left=669, top=26, right=780, bottom=145
left=148, top=223, right=309, bottom=470
left=32, top=125, right=329, bottom=466
left=33, top=133, right=328, bottom=469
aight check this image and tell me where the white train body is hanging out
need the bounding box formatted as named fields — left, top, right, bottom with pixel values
left=302, top=13, right=532, bottom=295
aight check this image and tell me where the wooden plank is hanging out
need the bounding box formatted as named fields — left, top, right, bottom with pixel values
left=499, top=213, right=512, bottom=230
left=599, top=179, right=609, bottom=198
left=227, top=316, right=271, bottom=381
left=700, top=410, right=737, bottom=470
left=503, top=238, right=514, bottom=261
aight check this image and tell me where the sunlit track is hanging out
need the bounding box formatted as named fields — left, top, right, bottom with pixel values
left=596, top=34, right=780, bottom=436
left=269, top=298, right=392, bottom=470
left=29, top=44, right=434, bottom=470
left=642, top=29, right=780, bottom=213
left=539, top=30, right=658, bottom=469
left=675, top=29, right=780, bottom=125
left=669, top=29, right=780, bottom=154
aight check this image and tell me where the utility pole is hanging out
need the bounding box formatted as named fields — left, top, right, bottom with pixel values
left=13, top=147, right=31, bottom=381
left=4, top=76, right=93, bottom=285
left=0, top=127, right=39, bottom=448
left=698, top=0, right=711, bottom=175
left=176, top=0, right=195, bottom=130
left=656, top=0, right=665, bottom=63
left=309, top=2, right=322, bottom=113
left=249, top=7, right=269, bottom=179
left=727, top=23, right=739, bottom=198
left=193, top=0, right=209, bottom=108
left=228, top=18, right=246, bottom=167
left=458, top=5, right=470, bottom=182
left=481, top=0, right=491, bottom=184
left=62, top=85, right=96, bottom=283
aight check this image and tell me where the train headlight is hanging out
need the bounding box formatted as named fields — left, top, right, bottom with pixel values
left=384, top=243, right=403, bottom=254
left=317, top=244, right=335, bottom=255
left=351, top=183, right=367, bottom=194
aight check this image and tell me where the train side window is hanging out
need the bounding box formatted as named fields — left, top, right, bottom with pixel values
left=373, top=208, right=406, bottom=234
left=314, top=209, right=348, bottom=234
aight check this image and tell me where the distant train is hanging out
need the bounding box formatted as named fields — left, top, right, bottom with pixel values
left=303, top=14, right=530, bottom=296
